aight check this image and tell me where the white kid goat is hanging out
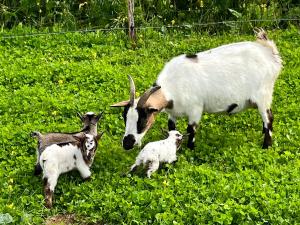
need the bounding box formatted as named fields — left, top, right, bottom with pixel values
left=129, top=130, right=183, bottom=178
left=111, top=29, right=282, bottom=150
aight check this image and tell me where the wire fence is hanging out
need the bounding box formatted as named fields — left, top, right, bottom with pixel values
left=0, top=17, right=299, bottom=40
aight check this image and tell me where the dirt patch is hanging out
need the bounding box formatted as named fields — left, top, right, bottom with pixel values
left=45, top=214, right=76, bottom=225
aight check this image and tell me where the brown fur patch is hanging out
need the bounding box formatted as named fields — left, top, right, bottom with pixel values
left=166, top=100, right=174, bottom=109
left=144, top=89, right=168, bottom=111
left=44, top=179, right=53, bottom=208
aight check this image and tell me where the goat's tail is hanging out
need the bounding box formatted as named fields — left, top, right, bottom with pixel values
left=254, top=28, right=282, bottom=64
left=254, top=27, right=269, bottom=41
left=31, top=131, right=42, bottom=138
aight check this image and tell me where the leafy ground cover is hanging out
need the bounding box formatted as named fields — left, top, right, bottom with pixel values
left=0, top=27, right=299, bottom=224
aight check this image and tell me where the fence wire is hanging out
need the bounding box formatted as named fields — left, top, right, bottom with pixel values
left=0, top=18, right=299, bottom=39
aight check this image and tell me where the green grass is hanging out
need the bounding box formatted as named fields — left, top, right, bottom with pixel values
left=0, top=27, right=299, bottom=224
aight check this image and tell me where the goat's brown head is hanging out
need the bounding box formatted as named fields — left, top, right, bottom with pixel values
left=111, top=75, right=163, bottom=150
left=73, top=132, right=104, bottom=166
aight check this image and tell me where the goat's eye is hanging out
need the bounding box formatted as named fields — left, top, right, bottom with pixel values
left=175, top=134, right=180, bottom=137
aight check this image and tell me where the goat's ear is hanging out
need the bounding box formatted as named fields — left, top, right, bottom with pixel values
left=147, top=107, right=159, bottom=114
left=77, top=112, right=83, bottom=121
left=110, top=100, right=130, bottom=107
left=73, top=133, right=86, bottom=142
left=96, top=132, right=104, bottom=141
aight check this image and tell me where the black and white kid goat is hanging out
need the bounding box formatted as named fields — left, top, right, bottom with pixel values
left=40, top=132, right=103, bottom=208
left=32, top=112, right=102, bottom=175
left=111, top=29, right=282, bottom=150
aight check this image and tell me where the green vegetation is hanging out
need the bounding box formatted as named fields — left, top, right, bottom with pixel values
left=0, top=27, right=299, bottom=224
left=0, top=0, right=299, bottom=31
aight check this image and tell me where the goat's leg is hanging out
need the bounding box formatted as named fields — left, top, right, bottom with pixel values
left=168, top=115, right=176, bottom=131
left=128, top=159, right=142, bottom=175
left=43, top=173, right=58, bottom=208
left=146, top=160, right=160, bottom=178
left=187, top=111, right=202, bottom=150
left=34, top=149, right=42, bottom=176
left=187, top=123, right=198, bottom=150
left=167, top=155, right=177, bottom=164
left=78, top=163, right=92, bottom=180
left=258, top=106, right=273, bottom=149
left=129, top=163, right=138, bottom=173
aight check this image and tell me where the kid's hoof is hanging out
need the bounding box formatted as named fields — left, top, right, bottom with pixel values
left=45, top=199, right=53, bottom=209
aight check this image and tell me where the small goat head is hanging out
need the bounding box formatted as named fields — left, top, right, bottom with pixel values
left=77, top=111, right=103, bottom=134
left=168, top=130, right=184, bottom=150
left=73, top=132, right=104, bottom=166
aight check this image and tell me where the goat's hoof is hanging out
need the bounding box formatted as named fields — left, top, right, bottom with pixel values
left=83, top=176, right=91, bottom=182
left=262, top=140, right=272, bottom=149
left=262, top=143, right=271, bottom=149
left=45, top=200, right=53, bottom=209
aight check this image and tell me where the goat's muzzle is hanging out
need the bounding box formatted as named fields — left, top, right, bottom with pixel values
left=123, top=134, right=135, bottom=150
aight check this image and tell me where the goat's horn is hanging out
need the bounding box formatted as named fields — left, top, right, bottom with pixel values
left=137, top=85, right=161, bottom=108
left=77, top=112, right=83, bottom=120
left=97, top=111, right=104, bottom=121
left=128, top=75, right=135, bottom=106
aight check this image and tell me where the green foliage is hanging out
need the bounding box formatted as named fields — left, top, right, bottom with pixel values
left=0, top=28, right=300, bottom=224
left=0, top=0, right=299, bottom=32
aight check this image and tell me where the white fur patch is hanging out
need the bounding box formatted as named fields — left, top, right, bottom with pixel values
left=40, top=142, right=92, bottom=192
left=131, top=131, right=182, bottom=177
left=85, top=134, right=95, bottom=155
left=124, top=107, right=145, bottom=146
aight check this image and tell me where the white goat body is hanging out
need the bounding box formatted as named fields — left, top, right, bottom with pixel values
left=157, top=41, right=281, bottom=117
left=40, top=143, right=91, bottom=181
left=155, top=32, right=282, bottom=149
left=40, top=133, right=99, bottom=208
left=130, top=131, right=182, bottom=178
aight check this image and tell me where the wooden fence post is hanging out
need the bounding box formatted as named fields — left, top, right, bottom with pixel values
left=127, top=0, right=136, bottom=47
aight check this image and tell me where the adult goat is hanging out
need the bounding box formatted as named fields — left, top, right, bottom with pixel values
left=111, top=29, right=282, bottom=150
